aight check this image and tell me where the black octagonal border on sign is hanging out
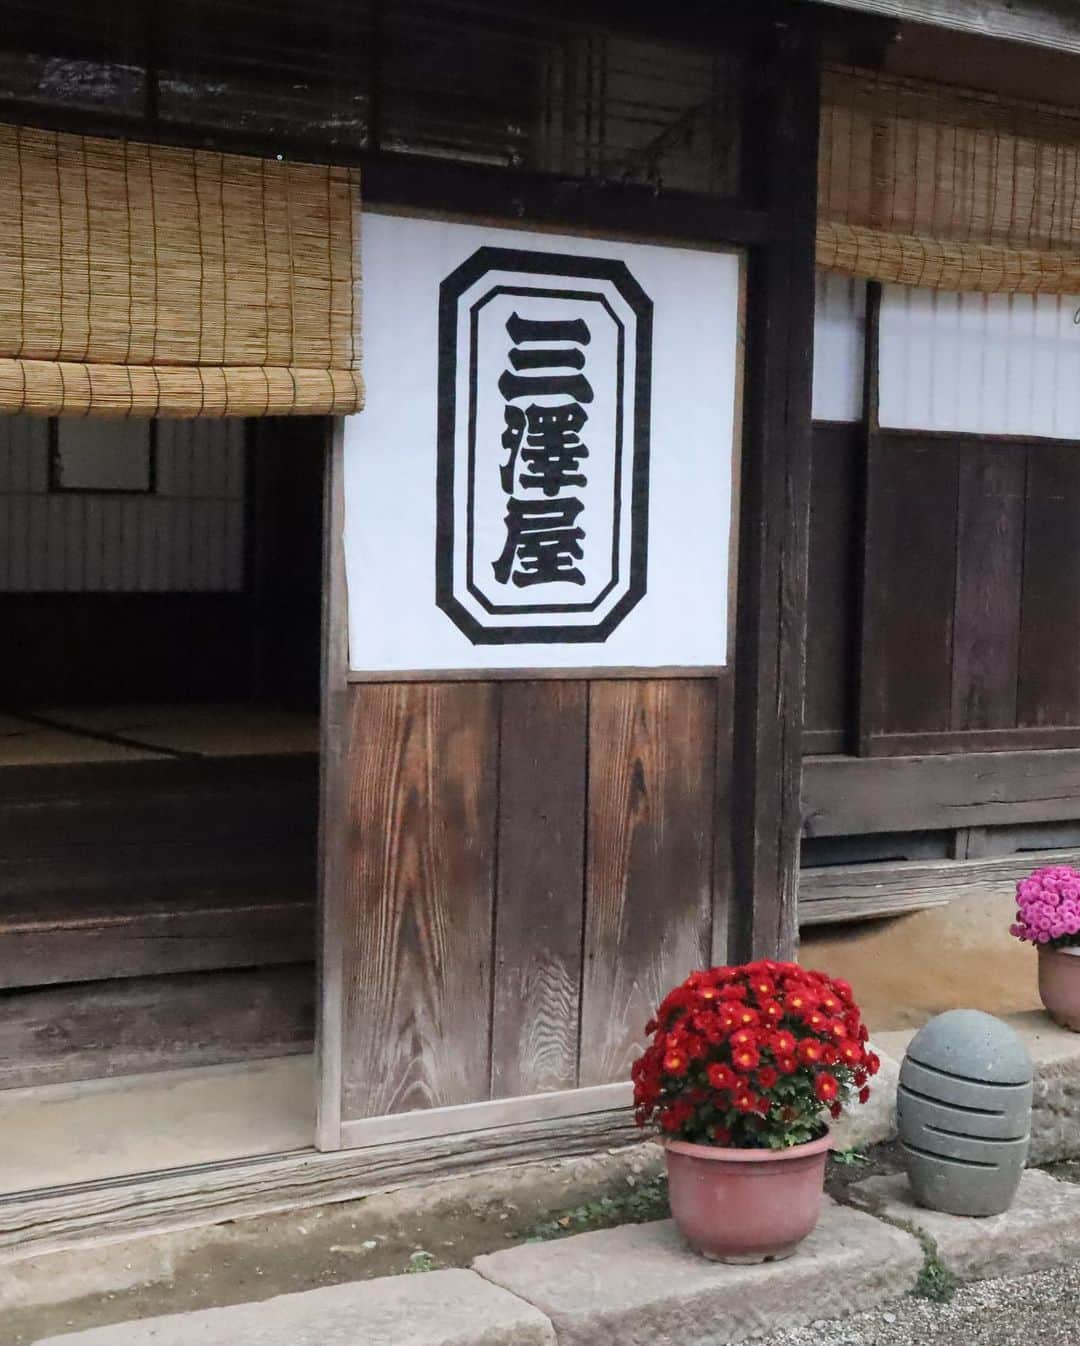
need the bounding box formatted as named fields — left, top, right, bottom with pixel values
left=435, top=245, right=652, bottom=645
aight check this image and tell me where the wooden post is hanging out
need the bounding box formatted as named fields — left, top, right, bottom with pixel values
left=731, top=21, right=820, bottom=961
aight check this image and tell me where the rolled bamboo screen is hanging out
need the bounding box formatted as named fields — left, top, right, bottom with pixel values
left=818, top=66, right=1080, bottom=293
left=0, top=125, right=363, bottom=417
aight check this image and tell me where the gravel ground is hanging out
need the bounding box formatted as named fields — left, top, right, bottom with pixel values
left=760, top=1263, right=1080, bottom=1345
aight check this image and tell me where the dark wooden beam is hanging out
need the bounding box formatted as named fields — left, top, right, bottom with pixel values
left=803, top=749, right=1080, bottom=837
left=730, top=23, right=820, bottom=960
left=361, top=158, right=774, bottom=248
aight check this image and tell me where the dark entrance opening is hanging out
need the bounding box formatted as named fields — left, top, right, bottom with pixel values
left=0, top=415, right=325, bottom=1186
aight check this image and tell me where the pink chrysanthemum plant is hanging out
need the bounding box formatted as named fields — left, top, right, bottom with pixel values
left=1010, top=865, right=1080, bottom=949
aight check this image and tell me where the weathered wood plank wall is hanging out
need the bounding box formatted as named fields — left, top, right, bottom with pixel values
left=812, top=432, right=1080, bottom=756
left=321, top=14, right=824, bottom=1142
left=335, top=675, right=732, bottom=1123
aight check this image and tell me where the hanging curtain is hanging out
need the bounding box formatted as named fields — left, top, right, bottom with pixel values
left=0, top=125, right=362, bottom=417
left=818, top=65, right=1080, bottom=293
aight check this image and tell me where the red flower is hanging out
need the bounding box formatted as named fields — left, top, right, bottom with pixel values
left=732, top=1045, right=761, bottom=1073
left=785, top=987, right=818, bottom=1015
left=829, top=1101, right=843, bottom=1120
left=707, top=1062, right=737, bottom=1090
left=770, top=1030, right=797, bottom=1057
left=632, top=963, right=870, bottom=1147
left=858, top=1086, right=871, bottom=1105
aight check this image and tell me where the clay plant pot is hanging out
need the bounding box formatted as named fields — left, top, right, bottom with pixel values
left=1038, top=946, right=1080, bottom=1031
left=664, top=1131, right=831, bottom=1263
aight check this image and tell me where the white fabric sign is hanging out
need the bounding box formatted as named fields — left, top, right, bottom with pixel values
left=345, top=213, right=741, bottom=672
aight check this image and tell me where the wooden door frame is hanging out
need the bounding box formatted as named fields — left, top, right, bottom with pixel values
left=315, top=22, right=821, bottom=1151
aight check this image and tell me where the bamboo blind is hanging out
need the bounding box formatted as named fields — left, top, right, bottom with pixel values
left=818, top=66, right=1080, bottom=293
left=0, top=125, right=362, bottom=417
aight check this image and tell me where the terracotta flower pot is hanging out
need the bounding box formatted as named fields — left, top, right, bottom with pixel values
left=664, top=1131, right=831, bottom=1263
left=1039, top=946, right=1080, bottom=1031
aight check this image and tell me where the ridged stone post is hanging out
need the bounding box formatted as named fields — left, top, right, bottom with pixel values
left=897, top=1009, right=1033, bottom=1217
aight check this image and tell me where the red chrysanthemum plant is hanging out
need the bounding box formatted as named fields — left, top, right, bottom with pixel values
left=631, top=961, right=880, bottom=1149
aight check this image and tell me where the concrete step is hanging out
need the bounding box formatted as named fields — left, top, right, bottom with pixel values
left=30, top=1269, right=555, bottom=1346
left=852, top=1168, right=1080, bottom=1283
left=472, top=1201, right=922, bottom=1346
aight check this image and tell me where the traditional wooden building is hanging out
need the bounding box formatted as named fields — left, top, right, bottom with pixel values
left=1, top=0, right=1079, bottom=1248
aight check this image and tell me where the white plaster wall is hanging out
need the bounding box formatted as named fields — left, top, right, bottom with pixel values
left=812, top=271, right=866, bottom=424
left=879, top=286, right=1080, bottom=438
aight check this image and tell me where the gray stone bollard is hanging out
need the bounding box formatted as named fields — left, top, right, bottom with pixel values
left=898, top=1009, right=1033, bottom=1217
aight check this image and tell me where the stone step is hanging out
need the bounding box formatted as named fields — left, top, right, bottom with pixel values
left=30, top=1268, right=555, bottom=1346
left=852, top=1168, right=1080, bottom=1284
left=472, top=1200, right=923, bottom=1346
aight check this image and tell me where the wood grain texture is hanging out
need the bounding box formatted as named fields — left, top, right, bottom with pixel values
left=731, top=25, right=819, bottom=961
left=0, top=894, right=314, bottom=990
left=579, top=680, right=715, bottom=1088
left=0, top=753, right=317, bottom=987
left=0, top=965, right=314, bottom=1090
left=951, top=443, right=1025, bottom=730
left=805, top=423, right=860, bottom=747
left=1019, top=443, right=1080, bottom=728
left=316, top=420, right=348, bottom=1150
left=710, top=671, right=735, bottom=966
left=490, top=681, right=587, bottom=1099
left=861, top=434, right=959, bottom=744
left=856, top=726, right=1080, bottom=756
left=340, top=682, right=498, bottom=1120
left=799, top=848, right=1080, bottom=925
left=803, top=748, right=1080, bottom=837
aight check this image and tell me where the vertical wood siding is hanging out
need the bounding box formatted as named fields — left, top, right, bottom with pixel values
left=860, top=435, right=1080, bottom=752
left=807, top=283, right=1080, bottom=758
left=804, top=423, right=861, bottom=753
left=812, top=271, right=866, bottom=425
left=879, top=287, right=1080, bottom=438
left=0, top=417, right=245, bottom=592
left=337, top=674, right=731, bottom=1123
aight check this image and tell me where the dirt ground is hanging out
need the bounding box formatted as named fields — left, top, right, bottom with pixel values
left=5, top=1143, right=665, bottom=1344
left=801, top=891, right=1042, bottom=1030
